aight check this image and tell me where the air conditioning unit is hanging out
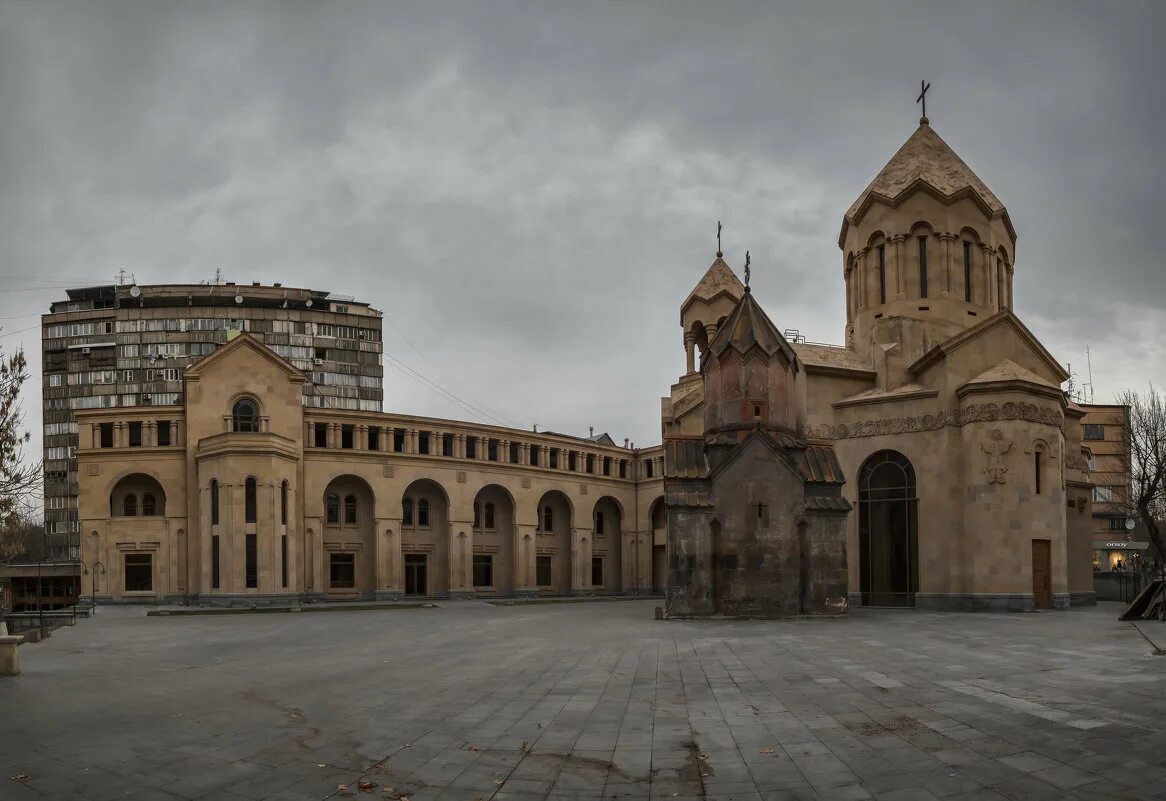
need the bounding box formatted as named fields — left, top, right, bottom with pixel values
left=314, top=358, right=325, bottom=366
left=81, top=347, right=91, bottom=355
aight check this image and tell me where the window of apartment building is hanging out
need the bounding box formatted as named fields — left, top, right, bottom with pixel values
left=509, top=442, right=520, bottom=462
left=568, top=451, right=577, bottom=471
left=592, top=557, right=604, bottom=587
left=45, top=350, right=66, bottom=370
left=128, top=421, right=143, bottom=447
left=156, top=420, right=172, bottom=446
left=122, top=494, right=137, bottom=516
left=1109, top=518, right=1129, bottom=532
left=367, top=427, right=379, bottom=451
left=465, top=437, right=477, bottom=459
left=394, top=430, right=406, bottom=452
left=329, top=553, right=355, bottom=589
left=418, top=432, right=430, bottom=455
left=314, top=424, right=327, bottom=448
left=402, top=498, right=413, bottom=525
left=341, top=424, right=354, bottom=449
left=536, top=555, right=553, bottom=587
left=541, top=506, right=554, bottom=532
left=487, top=439, right=498, bottom=461
left=99, top=422, right=114, bottom=448
left=326, top=492, right=340, bottom=525
left=473, top=555, right=493, bottom=588
left=443, top=436, right=453, bottom=457
left=344, top=495, right=357, bottom=525
left=124, top=554, right=152, bottom=592
left=211, top=536, right=220, bottom=589
left=245, top=534, right=258, bottom=589
left=1083, top=424, right=1105, bottom=441
left=1093, top=486, right=1114, bottom=503
left=142, top=494, right=157, bottom=516
left=417, top=499, right=430, bottom=527
left=585, top=454, right=594, bottom=473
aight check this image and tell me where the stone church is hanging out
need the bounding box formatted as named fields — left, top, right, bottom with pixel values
left=71, top=115, right=1096, bottom=613
left=662, top=116, right=1096, bottom=615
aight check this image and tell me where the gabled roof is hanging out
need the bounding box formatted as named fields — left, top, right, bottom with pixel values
left=840, top=119, right=1014, bottom=246
left=182, top=332, right=305, bottom=382
left=681, top=253, right=745, bottom=316
left=909, top=310, right=1070, bottom=384
left=706, top=289, right=798, bottom=366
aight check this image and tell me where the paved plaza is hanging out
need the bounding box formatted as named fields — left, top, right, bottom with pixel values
left=2, top=600, right=1165, bottom=801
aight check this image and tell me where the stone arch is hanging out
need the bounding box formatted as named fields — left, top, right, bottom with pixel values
left=536, top=489, right=573, bottom=595
left=472, top=483, right=516, bottom=594
left=591, top=496, right=624, bottom=593
left=401, top=478, right=451, bottom=597
left=322, top=474, right=376, bottom=597
left=231, top=395, right=261, bottom=433
left=858, top=450, right=918, bottom=607
left=110, top=473, right=166, bottom=517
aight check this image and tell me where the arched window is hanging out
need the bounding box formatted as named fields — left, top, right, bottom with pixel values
left=858, top=451, right=918, bottom=608
left=1034, top=446, right=1045, bottom=495
left=245, top=477, right=257, bottom=523
left=281, top=481, right=288, bottom=525
left=326, top=492, right=341, bottom=525
left=123, top=493, right=137, bottom=517
left=402, top=497, right=413, bottom=525
left=595, top=511, right=604, bottom=535
left=473, top=503, right=481, bottom=530
left=542, top=506, right=554, bottom=532
left=418, top=498, right=430, bottom=527
left=211, top=480, right=219, bottom=525
left=343, top=494, right=357, bottom=525
left=484, top=502, right=495, bottom=529
left=232, top=398, right=259, bottom=433
left=142, top=493, right=157, bottom=516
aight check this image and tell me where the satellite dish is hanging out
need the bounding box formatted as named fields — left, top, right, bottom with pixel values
left=234, top=295, right=244, bottom=304
left=305, top=299, right=313, bottom=308
left=129, top=285, right=141, bottom=298
left=1126, top=518, right=1136, bottom=531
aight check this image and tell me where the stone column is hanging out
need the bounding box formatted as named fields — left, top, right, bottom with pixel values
left=500, top=439, right=510, bottom=464
left=327, top=423, right=338, bottom=449
left=683, top=332, right=696, bottom=374
left=571, top=527, right=592, bottom=595
left=939, top=233, right=956, bottom=295
left=515, top=523, right=538, bottom=597
left=356, top=425, right=367, bottom=451
left=705, top=324, right=719, bottom=344
left=542, top=445, right=551, bottom=468
left=890, top=234, right=906, bottom=298
left=449, top=517, right=475, bottom=599
left=433, top=431, right=444, bottom=457
left=304, top=421, right=314, bottom=446
left=144, top=420, right=155, bottom=447
left=476, top=436, right=486, bottom=461
left=981, top=244, right=996, bottom=308
left=379, top=427, right=392, bottom=452
left=857, top=248, right=868, bottom=307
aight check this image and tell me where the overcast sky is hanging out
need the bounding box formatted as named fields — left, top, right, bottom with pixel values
left=2, top=1, right=1164, bottom=459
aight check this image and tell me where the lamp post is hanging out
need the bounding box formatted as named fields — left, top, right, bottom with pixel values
left=91, top=561, right=106, bottom=615
left=76, top=561, right=90, bottom=625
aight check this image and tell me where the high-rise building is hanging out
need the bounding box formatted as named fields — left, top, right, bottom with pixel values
left=1080, top=403, right=1135, bottom=568
left=40, top=281, right=383, bottom=559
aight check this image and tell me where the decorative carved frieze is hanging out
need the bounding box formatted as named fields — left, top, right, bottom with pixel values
left=800, top=401, right=1064, bottom=440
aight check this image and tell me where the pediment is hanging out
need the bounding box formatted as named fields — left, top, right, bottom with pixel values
left=909, top=311, right=1069, bottom=386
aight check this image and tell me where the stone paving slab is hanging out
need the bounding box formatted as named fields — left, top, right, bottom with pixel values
left=1, top=602, right=1163, bottom=800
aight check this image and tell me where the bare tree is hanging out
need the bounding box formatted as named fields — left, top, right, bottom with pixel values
left=1112, top=388, right=1166, bottom=566
left=0, top=345, right=41, bottom=540
left=0, top=503, right=45, bottom=563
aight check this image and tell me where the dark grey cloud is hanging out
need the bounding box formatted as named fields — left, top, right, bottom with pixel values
left=2, top=0, right=1163, bottom=459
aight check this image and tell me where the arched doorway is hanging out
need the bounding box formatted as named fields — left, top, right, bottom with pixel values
left=323, top=475, right=375, bottom=598
left=592, top=496, right=623, bottom=593
left=110, top=474, right=166, bottom=518
left=649, top=497, right=666, bottom=593
left=472, top=484, right=516, bottom=595
left=401, top=479, right=450, bottom=597
left=535, top=490, right=573, bottom=594
left=858, top=450, right=919, bottom=607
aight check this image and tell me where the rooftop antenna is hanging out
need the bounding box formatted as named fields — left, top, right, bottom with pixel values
left=1085, top=346, right=1095, bottom=404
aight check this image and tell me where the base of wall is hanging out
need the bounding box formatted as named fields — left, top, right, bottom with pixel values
left=915, top=593, right=1038, bottom=613
left=1053, top=593, right=1071, bottom=610
left=572, top=589, right=596, bottom=597
left=200, top=593, right=306, bottom=608
left=375, top=590, right=405, bottom=601
left=449, top=589, right=477, bottom=600
left=514, top=589, right=540, bottom=599
left=1070, top=591, right=1097, bottom=607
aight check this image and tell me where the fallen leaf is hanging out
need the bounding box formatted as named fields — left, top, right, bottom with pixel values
left=317, top=764, right=327, bottom=768
left=358, top=780, right=377, bottom=791
left=467, top=745, right=480, bottom=751
left=337, top=785, right=348, bottom=791
left=759, top=747, right=774, bottom=754
left=494, top=779, right=503, bottom=784
left=12, top=774, right=29, bottom=782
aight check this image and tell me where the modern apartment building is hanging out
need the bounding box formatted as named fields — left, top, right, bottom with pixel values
left=40, top=282, right=383, bottom=559
left=1080, top=403, right=1134, bottom=568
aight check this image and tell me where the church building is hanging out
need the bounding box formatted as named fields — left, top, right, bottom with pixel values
left=663, top=115, right=1097, bottom=613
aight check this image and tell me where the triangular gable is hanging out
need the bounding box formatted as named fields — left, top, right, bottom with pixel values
left=706, top=290, right=798, bottom=367
left=680, top=256, right=745, bottom=316
left=182, top=332, right=306, bottom=382
left=708, top=429, right=802, bottom=485
left=909, top=310, right=1069, bottom=384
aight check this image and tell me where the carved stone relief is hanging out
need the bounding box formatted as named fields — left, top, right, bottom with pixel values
left=981, top=429, right=1012, bottom=484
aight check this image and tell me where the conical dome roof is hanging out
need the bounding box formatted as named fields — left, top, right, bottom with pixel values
left=681, top=253, right=745, bottom=314
left=841, top=119, right=1012, bottom=244
left=708, top=288, right=797, bottom=366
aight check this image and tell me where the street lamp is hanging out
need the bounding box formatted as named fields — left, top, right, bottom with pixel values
left=91, top=561, right=106, bottom=615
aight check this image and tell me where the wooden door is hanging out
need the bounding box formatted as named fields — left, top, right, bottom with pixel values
left=404, top=554, right=427, bottom=596
left=1032, top=539, right=1052, bottom=609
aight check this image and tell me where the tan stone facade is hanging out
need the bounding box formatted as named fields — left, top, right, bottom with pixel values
left=664, top=118, right=1096, bottom=611
left=77, top=336, right=665, bottom=603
